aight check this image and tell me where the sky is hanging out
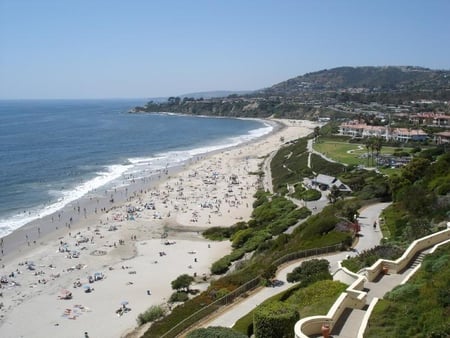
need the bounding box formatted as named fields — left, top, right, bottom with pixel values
left=1, top=0, right=449, bottom=99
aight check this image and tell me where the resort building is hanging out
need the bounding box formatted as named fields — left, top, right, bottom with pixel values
left=339, top=120, right=428, bottom=142
left=410, top=112, right=450, bottom=128
left=339, top=121, right=388, bottom=139
left=434, top=131, right=450, bottom=144
left=390, top=128, right=428, bottom=142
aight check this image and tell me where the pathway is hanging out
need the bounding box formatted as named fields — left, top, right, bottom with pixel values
left=197, top=203, right=389, bottom=330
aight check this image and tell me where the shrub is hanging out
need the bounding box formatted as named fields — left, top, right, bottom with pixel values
left=171, top=274, right=195, bottom=292
left=385, top=284, right=420, bottom=302
left=203, top=222, right=247, bottom=240
left=286, top=259, right=331, bottom=285
left=137, top=305, right=166, bottom=325
left=211, top=256, right=232, bottom=275
left=253, top=301, right=299, bottom=338
left=301, top=189, right=321, bottom=201
left=187, top=326, right=247, bottom=338
left=231, top=228, right=253, bottom=248
left=341, top=245, right=404, bottom=272
left=169, top=291, right=189, bottom=303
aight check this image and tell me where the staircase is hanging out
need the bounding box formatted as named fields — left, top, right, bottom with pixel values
left=410, top=251, right=427, bottom=269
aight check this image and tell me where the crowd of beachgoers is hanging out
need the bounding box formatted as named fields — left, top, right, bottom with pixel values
left=0, top=119, right=318, bottom=338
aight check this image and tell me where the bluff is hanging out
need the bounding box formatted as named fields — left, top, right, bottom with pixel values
left=132, top=66, right=450, bottom=119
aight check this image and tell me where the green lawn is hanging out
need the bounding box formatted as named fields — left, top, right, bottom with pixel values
left=313, top=139, right=413, bottom=176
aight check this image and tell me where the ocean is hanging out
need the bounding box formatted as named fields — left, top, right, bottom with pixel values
left=0, top=99, right=272, bottom=238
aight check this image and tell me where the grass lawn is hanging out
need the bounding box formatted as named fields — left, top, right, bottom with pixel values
left=313, top=139, right=413, bottom=176
left=313, top=141, right=367, bottom=166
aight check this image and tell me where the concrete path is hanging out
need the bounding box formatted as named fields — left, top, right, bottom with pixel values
left=198, top=203, right=390, bottom=330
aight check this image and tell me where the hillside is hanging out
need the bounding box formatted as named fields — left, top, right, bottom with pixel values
left=132, top=66, right=450, bottom=119
left=263, top=66, right=450, bottom=96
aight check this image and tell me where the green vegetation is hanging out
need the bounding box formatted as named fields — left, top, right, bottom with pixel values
left=186, top=327, right=247, bottom=338
left=340, top=169, right=391, bottom=201
left=171, top=274, right=194, bottom=292
left=253, top=302, right=299, bottom=338
left=169, top=291, right=189, bottom=303
left=270, top=138, right=311, bottom=193
left=137, top=305, right=166, bottom=326
left=286, top=259, right=331, bottom=284
left=341, top=245, right=404, bottom=273
left=383, top=151, right=450, bottom=245
left=313, top=138, right=416, bottom=172
left=233, top=280, right=347, bottom=336
left=365, top=243, right=450, bottom=337
left=209, top=194, right=310, bottom=275
left=292, top=187, right=321, bottom=201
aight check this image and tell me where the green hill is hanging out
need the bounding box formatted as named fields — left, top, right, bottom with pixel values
left=263, top=66, right=450, bottom=96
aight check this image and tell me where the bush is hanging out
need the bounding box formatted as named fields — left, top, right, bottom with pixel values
left=301, top=189, right=322, bottom=201
left=203, top=222, right=247, bottom=240
left=187, top=326, right=248, bottom=338
left=253, top=301, right=299, bottom=338
left=341, top=245, right=404, bottom=272
left=286, top=259, right=331, bottom=285
left=137, top=305, right=166, bottom=325
left=211, top=256, right=232, bottom=275
left=385, top=284, right=420, bottom=302
left=231, top=228, right=253, bottom=248
left=169, top=291, right=189, bottom=303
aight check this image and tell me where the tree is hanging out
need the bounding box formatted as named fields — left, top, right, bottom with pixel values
left=313, top=126, right=321, bottom=141
left=401, top=158, right=430, bottom=183
left=364, top=138, right=373, bottom=166
left=328, top=185, right=342, bottom=204
left=373, top=137, right=383, bottom=167
left=171, top=274, right=194, bottom=292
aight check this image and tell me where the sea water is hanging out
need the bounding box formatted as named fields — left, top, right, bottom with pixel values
left=0, top=99, right=272, bottom=237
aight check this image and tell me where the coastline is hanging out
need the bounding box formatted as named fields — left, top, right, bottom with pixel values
left=0, top=118, right=318, bottom=338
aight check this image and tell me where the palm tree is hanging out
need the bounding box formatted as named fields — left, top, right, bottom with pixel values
left=364, top=138, right=373, bottom=166
left=373, top=137, right=383, bottom=167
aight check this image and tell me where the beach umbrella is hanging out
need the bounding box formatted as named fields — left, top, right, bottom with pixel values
left=83, top=285, right=91, bottom=290
left=120, top=300, right=129, bottom=306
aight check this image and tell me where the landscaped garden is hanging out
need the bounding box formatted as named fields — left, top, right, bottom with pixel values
left=364, top=243, right=450, bottom=337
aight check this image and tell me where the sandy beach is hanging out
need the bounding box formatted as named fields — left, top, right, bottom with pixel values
left=0, top=118, right=318, bottom=338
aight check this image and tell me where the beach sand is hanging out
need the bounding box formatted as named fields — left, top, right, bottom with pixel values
left=0, top=119, right=318, bottom=338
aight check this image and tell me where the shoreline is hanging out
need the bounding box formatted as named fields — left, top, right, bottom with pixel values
left=0, top=118, right=317, bottom=338
left=0, top=117, right=279, bottom=260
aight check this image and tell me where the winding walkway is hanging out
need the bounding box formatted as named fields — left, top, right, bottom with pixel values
left=197, top=203, right=389, bottom=330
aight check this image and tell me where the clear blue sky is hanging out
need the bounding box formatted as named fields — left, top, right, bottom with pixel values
left=1, top=0, right=449, bottom=99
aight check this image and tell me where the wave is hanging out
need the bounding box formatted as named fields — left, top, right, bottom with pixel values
left=0, top=120, right=273, bottom=238
left=126, top=122, right=272, bottom=177
left=0, top=164, right=131, bottom=237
